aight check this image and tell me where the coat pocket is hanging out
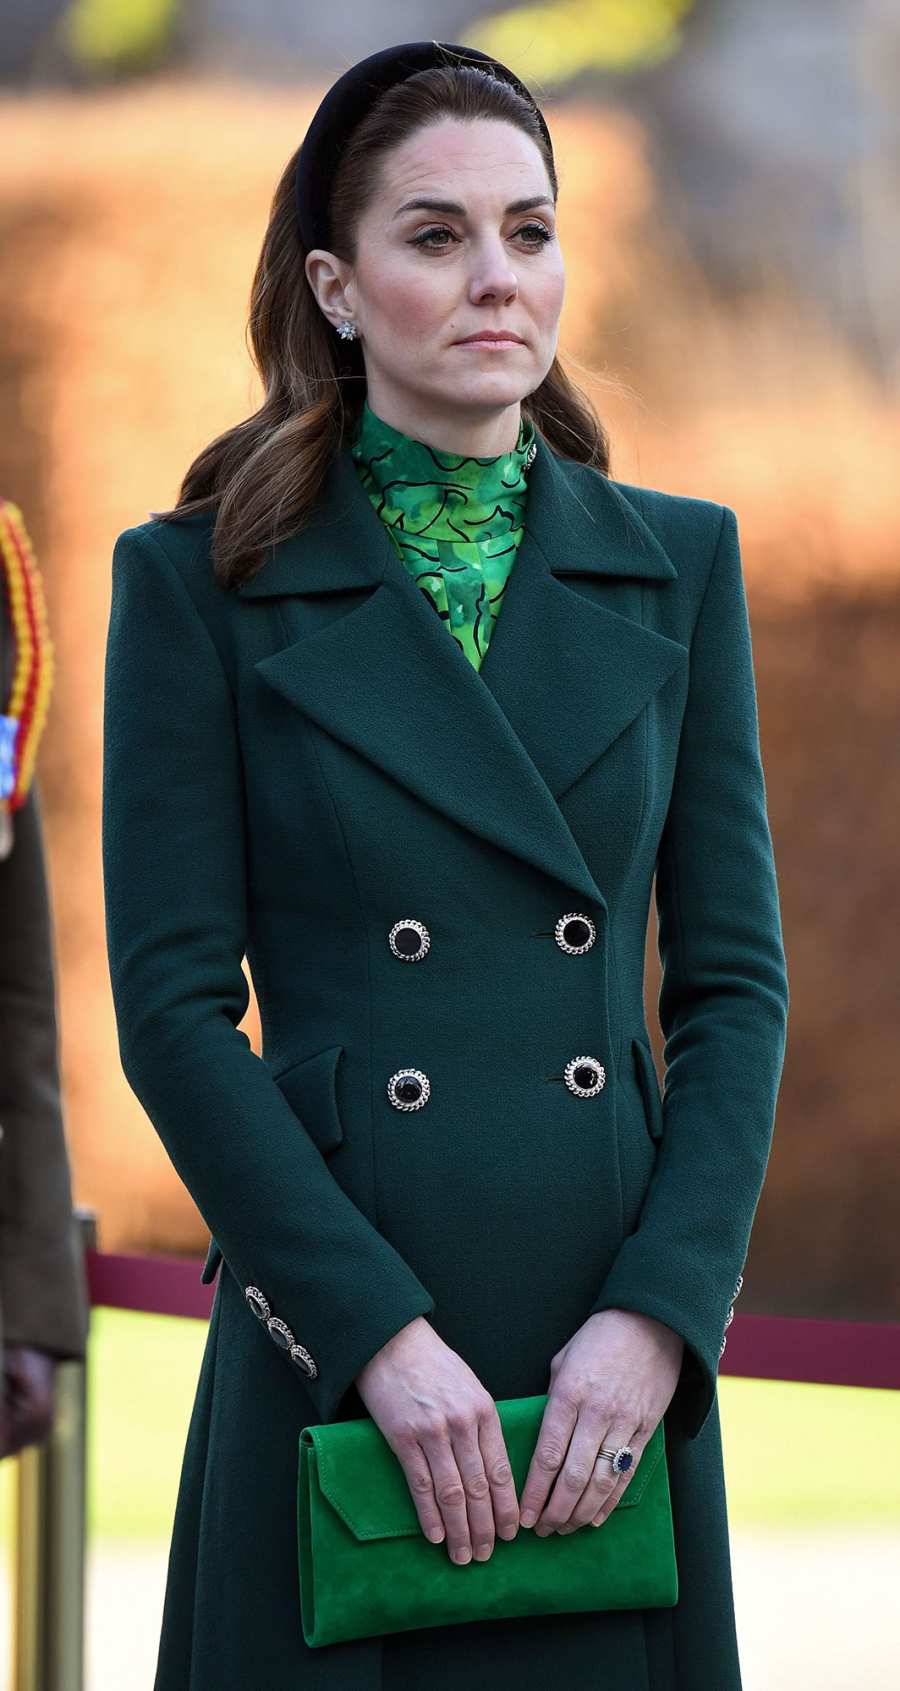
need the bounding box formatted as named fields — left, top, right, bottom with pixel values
left=271, top=1043, right=346, bottom=1157
left=631, top=1035, right=664, bottom=1144
left=199, top=1044, right=346, bottom=1284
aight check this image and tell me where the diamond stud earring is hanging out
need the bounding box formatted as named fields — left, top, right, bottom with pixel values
left=336, top=319, right=359, bottom=341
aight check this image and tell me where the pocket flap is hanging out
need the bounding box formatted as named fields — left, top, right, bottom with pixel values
left=631, top=1036, right=664, bottom=1143
left=300, top=1396, right=665, bottom=1542
left=200, top=1235, right=222, bottom=1283
left=274, top=1043, right=345, bottom=1156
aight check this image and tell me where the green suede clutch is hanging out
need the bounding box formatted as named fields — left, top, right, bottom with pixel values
left=297, top=1392, right=678, bottom=1648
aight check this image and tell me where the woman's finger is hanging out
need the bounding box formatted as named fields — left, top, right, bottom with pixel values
left=447, top=1409, right=498, bottom=1561
left=531, top=1403, right=616, bottom=1533
left=418, top=1419, right=479, bottom=1565
left=573, top=1420, right=643, bottom=1531
left=394, top=1433, right=447, bottom=1546
left=477, top=1405, right=522, bottom=1544
left=591, top=1453, right=638, bottom=1527
left=517, top=1395, right=578, bottom=1528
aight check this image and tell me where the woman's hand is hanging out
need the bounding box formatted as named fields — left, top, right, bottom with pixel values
left=355, top=1315, right=520, bottom=1565
left=518, top=1308, right=684, bottom=1536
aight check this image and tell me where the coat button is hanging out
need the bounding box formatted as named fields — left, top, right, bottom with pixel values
left=267, top=1315, right=296, bottom=1351
left=245, top=1285, right=271, bottom=1322
left=563, top=1055, right=606, bottom=1097
left=554, top=912, right=596, bottom=954
left=733, top=1273, right=744, bottom=1301
left=388, top=918, right=431, bottom=961
left=290, top=1342, right=319, bottom=1379
left=719, top=1334, right=728, bottom=1358
left=387, top=1067, right=431, bottom=1111
left=724, top=1306, right=734, bottom=1331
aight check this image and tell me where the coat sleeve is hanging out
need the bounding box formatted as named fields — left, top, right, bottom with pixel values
left=0, top=783, right=90, bottom=1359
left=102, top=525, right=436, bottom=1423
left=587, top=504, right=789, bottom=1441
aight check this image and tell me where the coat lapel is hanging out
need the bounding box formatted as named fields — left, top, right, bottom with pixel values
left=243, top=431, right=687, bottom=914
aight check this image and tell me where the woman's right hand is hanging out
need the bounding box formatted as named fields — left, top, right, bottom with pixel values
left=355, top=1315, right=520, bottom=1564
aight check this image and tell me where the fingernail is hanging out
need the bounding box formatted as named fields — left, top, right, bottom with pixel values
left=520, top=1510, right=537, bottom=1527
left=453, top=1547, right=472, bottom=1564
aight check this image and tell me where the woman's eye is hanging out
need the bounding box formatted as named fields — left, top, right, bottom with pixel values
left=411, top=226, right=456, bottom=249
left=410, top=223, right=552, bottom=250
left=517, top=223, right=552, bottom=246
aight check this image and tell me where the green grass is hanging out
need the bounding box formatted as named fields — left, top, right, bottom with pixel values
left=1, top=1308, right=898, bottom=1541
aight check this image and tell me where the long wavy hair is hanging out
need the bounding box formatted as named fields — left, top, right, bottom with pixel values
left=151, top=62, right=612, bottom=592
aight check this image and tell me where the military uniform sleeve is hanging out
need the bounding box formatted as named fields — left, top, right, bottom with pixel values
left=587, top=504, right=790, bottom=1440
left=0, top=783, right=90, bottom=1359
left=102, top=525, right=436, bottom=1423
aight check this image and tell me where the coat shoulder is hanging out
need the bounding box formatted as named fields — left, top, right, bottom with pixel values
left=111, top=509, right=229, bottom=622
left=566, top=461, right=730, bottom=603
left=113, top=510, right=216, bottom=577
left=609, top=475, right=726, bottom=531
left=609, top=472, right=727, bottom=561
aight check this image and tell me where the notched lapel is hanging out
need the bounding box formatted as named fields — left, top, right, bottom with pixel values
left=244, top=435, right=687, bottom=912
left=477, top=538, right=687, bottom=802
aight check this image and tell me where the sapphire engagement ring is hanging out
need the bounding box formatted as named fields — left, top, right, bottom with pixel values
left=596, top=1445, right=634, bottom=1475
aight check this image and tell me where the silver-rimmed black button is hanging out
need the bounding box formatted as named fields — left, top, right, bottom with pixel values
left=388, top=918, right=431, bottom=961
left=554, top=912, right=596, bottom=955
left=289, top=1342, right=319, bottom=1379
left=563, top=1056, right=606, bottom=1097
left=387, top=1067, right=431, bottom=1111
left=245, top=1285, right=271, bottom=1322
left=733, top=1273, right=744, bottom=1302
left=267, top=1315, right=296, bottom=1351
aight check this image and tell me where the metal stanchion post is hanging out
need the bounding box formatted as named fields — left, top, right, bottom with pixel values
left=12, top=1208, right=95, bottom=1691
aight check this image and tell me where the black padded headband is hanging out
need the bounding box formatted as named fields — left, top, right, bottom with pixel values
left=294, top=40, right=554, bottom=254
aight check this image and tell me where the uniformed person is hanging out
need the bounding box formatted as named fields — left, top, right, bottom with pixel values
left=0, top=499, right=89, bottom=1458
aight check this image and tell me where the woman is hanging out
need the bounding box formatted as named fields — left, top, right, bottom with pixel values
left=101, top=40, right=789, bottom=1691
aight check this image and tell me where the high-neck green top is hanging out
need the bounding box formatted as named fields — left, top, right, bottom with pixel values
left=349, top=399, right=537, bottom=671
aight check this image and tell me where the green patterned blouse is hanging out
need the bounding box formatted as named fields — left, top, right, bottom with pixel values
left=349, top=399, right=537, bottom=671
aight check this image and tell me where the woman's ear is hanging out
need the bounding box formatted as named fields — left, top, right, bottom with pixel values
left=303, top=249, right=353, bottom=327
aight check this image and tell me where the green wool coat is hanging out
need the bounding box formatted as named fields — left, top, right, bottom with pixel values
left=101, top=429, right=789, bottom=1691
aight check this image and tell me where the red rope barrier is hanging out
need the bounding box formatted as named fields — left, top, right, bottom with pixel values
left=84, top=1249, right=900, bottom=1391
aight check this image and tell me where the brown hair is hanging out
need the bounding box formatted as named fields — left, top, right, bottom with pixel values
left=151, top=63, right=612, bottom=592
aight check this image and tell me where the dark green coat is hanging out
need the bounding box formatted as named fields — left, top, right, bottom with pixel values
left=101, top=431, right=789, bottom=1690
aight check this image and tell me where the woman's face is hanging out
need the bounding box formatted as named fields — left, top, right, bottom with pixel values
left=306, top=116, right=565, bottom=446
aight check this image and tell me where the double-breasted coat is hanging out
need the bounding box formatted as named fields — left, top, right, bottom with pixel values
left=101, top=427, right=789, bottom=1690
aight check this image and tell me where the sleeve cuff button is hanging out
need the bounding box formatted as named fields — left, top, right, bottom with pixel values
left=266, top=1316, right=296, bottom=1351
left=289, top=1343, right=318, bottom=1379
left=245, top=1286, right=271, bottom=1322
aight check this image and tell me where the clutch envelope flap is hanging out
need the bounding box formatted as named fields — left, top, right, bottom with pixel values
left=300, top=1395, right=666, bottom=1542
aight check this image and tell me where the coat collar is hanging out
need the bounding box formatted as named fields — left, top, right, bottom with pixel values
left=242, top=431, right=687, bottom=915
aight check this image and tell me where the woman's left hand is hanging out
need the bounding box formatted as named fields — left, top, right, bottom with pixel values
left=517, top=1308, right=684, bottom=1535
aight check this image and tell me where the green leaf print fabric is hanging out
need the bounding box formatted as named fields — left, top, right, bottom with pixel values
left=350, top=400, right=538, bottom=671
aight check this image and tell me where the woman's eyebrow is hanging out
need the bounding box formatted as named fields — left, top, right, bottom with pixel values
left=392, top=194, right=554, bottom=219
